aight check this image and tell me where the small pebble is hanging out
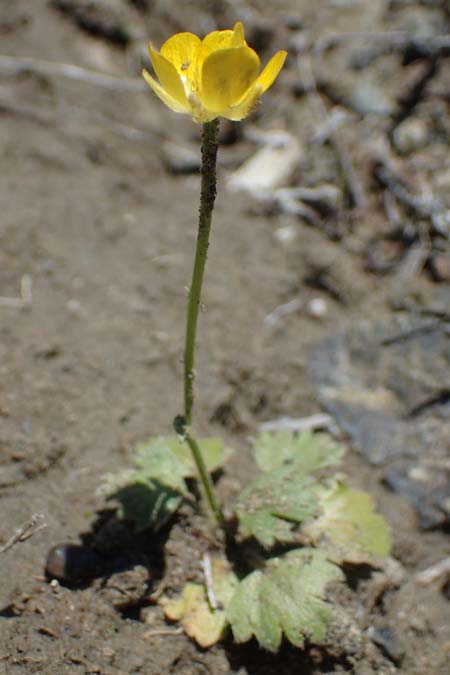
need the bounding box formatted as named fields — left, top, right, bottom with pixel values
left=367, top=625, right=405, bottom=665
left=273, top=225, right=297, bottom=245
left=45, top=543, right=103, bottom=583
left=392, top=118, right=428, bottom=155
left=308, top=297, right=328, bottom=319
left=428, top=254, right=450, bottom=283
left=66, top=299, right=84, bottom=317
left=350, top=82, right=395, bottom=116
left=227, top=132, right=302, bottom=195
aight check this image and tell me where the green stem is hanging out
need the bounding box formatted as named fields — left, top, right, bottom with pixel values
left=185, top=434, right=224, bottom=528
left=182, top=118, right=224, bottom=527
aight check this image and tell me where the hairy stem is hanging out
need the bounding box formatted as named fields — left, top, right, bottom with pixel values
left=182, top=118, right=224, bottom=527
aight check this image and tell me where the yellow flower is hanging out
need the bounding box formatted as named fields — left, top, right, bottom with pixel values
left=142, top=22, right=287, bottom=123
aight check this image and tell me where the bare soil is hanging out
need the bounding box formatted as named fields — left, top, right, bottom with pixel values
left=0, top=1, right=449, bottom=674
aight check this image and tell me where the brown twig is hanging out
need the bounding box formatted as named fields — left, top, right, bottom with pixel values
left=0, top=513, right=46, bottom=554
left=144, top=627, right=183, bottom=639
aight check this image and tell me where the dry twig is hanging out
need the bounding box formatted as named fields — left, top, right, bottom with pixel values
left=0, top=275, right=32, bottom=309
left=202, top=553, right=219, bottom=611
left=0, top=513, right=46, bottom=554
left=260, top=413, right=336, bottom=434
left=144, top=627, right=183, bottom=639
left=414, top=557, right=450, bottom=585
left=0, top=54, right=145, bottom=91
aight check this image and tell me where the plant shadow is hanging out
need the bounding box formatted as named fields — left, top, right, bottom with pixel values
left=224, top=637, right=352, bottom=675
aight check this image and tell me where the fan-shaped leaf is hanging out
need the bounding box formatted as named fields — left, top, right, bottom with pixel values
left=99, top=436, right=226, bottom=529
left=303, top=482, right=391, bottom=564
left=227, top=548, right=343, bottom=651
left=254, top=430, right=344, bottom=474
left=134, top=436, right=225, bottom=495
left=235, top=464, right=322, bottom=548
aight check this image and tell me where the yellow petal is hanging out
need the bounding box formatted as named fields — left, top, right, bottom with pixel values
left=224, top=82, right=263, bottom=121
left=142, top=68, right=190, bottom=115
left=201, top=28, right=236, bottom=52
left=148, top=43, right=189, bottom=108
left=254, top=50, right=287, bottom=93
left=230, top=21, right=245, bottom=47
left=222, top=51, right=287, bottom=121
left=200, top=45, right=260, bottom=112
left=160, top=32, right=201, bottom=76
left=195, top=22, right=246, bottom=86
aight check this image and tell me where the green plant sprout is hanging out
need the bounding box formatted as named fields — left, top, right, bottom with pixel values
left=99, top=23, right=391, bottom=652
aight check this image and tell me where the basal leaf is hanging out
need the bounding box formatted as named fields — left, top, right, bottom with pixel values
left=99, top=436, right=227, bottom=529
left=162, top=557, right=238, bottom=648
left=227, top=548, right=343, bottom=652
left=235, top=465, right=322, bottom=548
left=303, top=482, right=391, bottom=564
left=108, top=480, right=182, bottom=531
left=254, top=430, right=344, bottom=474
left=134, top=436, right=226, bottom=495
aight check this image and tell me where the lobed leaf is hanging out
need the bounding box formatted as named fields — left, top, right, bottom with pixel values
left=303, top=482, right=391, bottom=564
left=235, top=463, right=322, bottom=548
left=227, top=548, right=343, bottom=651
left=99, top=436, right=226, bottom=530
left=134, top=436, right=225, bottom=495
left=109, top=480, right=181, bottom=531
left=162, top=557, right=238, bottom=647
left=253, top=430, right=344, bottom=474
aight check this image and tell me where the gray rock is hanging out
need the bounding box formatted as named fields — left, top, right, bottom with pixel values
left=309, top=313, right=450, bottom=528
left=383, top=463, right=450, bottom=530
left=350, top=82, right=395, bottom=116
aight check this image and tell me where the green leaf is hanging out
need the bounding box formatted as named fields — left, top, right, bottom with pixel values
left=253, top=431, right=344, bottom=474
left=303, top=482, right=391, bottom=564
left=98, top=436, right=227, bottom=529
left=108, top=480, right=182, bottom=531
left=235, top=464, right=322, bottom=548
left=227, top=548, right=343, bottom=652
left=134, top=436, right=226, bottom=495
left=162, top=557, right=239, bottom=648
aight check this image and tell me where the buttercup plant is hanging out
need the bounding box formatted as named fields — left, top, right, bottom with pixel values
left=100, top=22, right=391, bottom=652
left=144, top=21, right=287, bottom=527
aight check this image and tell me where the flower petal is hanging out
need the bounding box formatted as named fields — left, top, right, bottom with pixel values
left=148, top=43, right=189, bottom=108
left=254, top=50, right=287, bottom=93
left=200, top=45, right=260, bottom=112
left=230, top=21, right=245, bottom=47
left=142, top=68, right=190, bottom=114
left=160, top=32, right=201, bottom=76
left=224, top=82, right=263, bottom=121
left=222, top=50, right=287, bottom=121
left=201, top=21, right=245, bottom=52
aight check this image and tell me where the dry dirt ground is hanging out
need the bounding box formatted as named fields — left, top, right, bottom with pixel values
left=0, top=1, right=449, bottom=674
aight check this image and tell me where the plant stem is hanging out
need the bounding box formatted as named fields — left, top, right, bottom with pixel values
left=185, top=434, right=224, bottom=528
left=182, top=118, right=224, bottom=527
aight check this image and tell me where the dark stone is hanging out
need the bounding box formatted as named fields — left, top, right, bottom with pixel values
left=368, top=626, right=405, bottom=665
left=45, top=544, right=103, bottom=583
left=309, top=313, right=450, bottom=529
left=383, top=465, right=450, bottom=530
